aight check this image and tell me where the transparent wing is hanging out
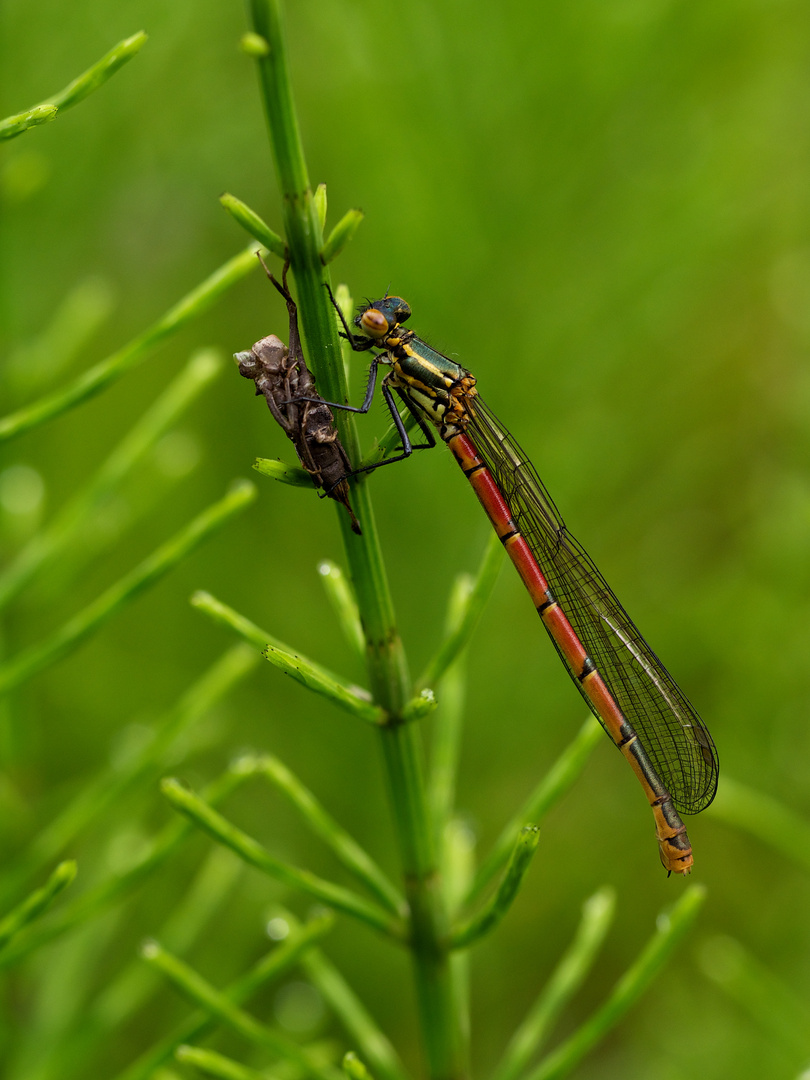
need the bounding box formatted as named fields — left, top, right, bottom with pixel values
left=467, top=395, right=718, bottom=814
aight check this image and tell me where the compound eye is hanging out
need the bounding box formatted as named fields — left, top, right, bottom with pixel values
left=392, top=299, right=412, bottom=324
left=359, top=308, right=390, bottom=338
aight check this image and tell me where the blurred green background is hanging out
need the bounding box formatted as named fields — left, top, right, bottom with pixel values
left=2, top=0, right=810, bottom=1077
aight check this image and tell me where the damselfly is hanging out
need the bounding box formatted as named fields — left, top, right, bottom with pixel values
left=313, top=289, right=718, bottom=874
left=234, top=265, right=360, bottom=534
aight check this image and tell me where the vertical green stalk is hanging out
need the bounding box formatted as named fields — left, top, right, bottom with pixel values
left=245, top=4, right=461, bottom=1076
left=245, top=0, right=403, bottom=701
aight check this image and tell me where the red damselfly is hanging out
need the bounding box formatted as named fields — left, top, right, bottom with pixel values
left=312, top=290, right=718, bottom=874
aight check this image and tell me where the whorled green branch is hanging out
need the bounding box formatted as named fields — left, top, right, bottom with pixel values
left=0, top=32, right=147, bottom=141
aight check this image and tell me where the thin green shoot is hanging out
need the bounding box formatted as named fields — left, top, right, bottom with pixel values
left=160, top=778, right=406, bottom=940
left=190, top=591, right=383, bottom=725
left=417, top=531, right=503, bottom=692
left=113, top=910, right=334, bottom=1080
left=321, top=210, right=364, bottom=265
left=99, top=847, right=243, bottom=1025
left=0, top=481, right=256, bottom=698
left=298, top=941, right=410, bottom=1080
left=0, top=104, right=57, bottom=141
left=220, top=193, right=287, bottom=259
left=253, top=456, right=314, bottom=487
left=0, top=32, right=147, bottom=141
left=466, top=716, right=602, bottom=906
left=450, top=827, right=540, bottom=950
left=698, top=935, right=810, bottom=1060
left=257, top=755, right=406, bottom=917
left=0, top=246, right=262, bottom=442
left=0, top=862, right=77, bottom=953
left=1, top=644, right=258, bottom=905
left=31, top=849, right=245, bottom=1080
left=35, top=32, right=148, bottom=114
left=0, top=761, right=256, bottom=971
left=314, top=183, right=328, bottom=230
left=272, top=906, right=409, bottom=1080
left=0, top=348, right=223, bottom=609
left=492, top=887, right=616, bottom=1080
left=175, top=1045, right=266, bottom=1080
left=6, top=277, right=115, bottom=395
left=427, top=573, right=471, bottom=847
left=524, top=886, right=706, bottom=1080
left=343, top=1052, right=374, bottom=1080
left=317, top=560, right=365, bottom=659
left=142, top=939, right=341, bottom=1080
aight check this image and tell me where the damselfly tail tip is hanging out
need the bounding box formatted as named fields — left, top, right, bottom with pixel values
left=658, top=838, right=694, bottom=876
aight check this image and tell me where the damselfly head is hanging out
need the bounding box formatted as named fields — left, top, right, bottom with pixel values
left=355, top=296, right=412, bottom=338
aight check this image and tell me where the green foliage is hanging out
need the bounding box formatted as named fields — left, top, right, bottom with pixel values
left=2, top=2, right=810, bottom=1080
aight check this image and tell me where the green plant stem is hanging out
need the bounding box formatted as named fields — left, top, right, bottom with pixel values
left=428, top=573, right=474, bottom=846
left=253, top=456, right=312, bottom=486
left=429, top=665, right=466, bottom=861
left=378, top=723, right=458, bottom=1075
left=7, top=277, right=114, bottom=394
left=0, top=482, right=256, bottom=698
left=698, top=935, right=810, bottom=1058
left=115, top=909, right=334, bottom=1080
left=313, top=182, right=327, bottom=228
left=247, top=4, right=460, bottom=1074
left=0, top=761, right=254, bottom=971
left=0, top=861, right=76, bottom=952
left=465, top=716, right=602, bottom=907
left=264, top=639, right=381, bottom=722
left=321, top=209, right=364, bottom=264
left=161, top=778, right=404, bottom=939
left=491, top=887, right=616, bottom=1080
left=0, top=644, right=258, bottom=905
left=301, top=947, right=410, bottom=1080
left=0, top=32, right=147, bottom=140
left=0, top=348, right=222, bottom=610
left=175, top=1045, right=266, bottom=1080
left=441, top=821, right=476, bottom=921
left=277, top=907, right=409, bottom=1080
left=143, top=939, right=341, bottom=1080
left=402, top=690, right=437, bottom=722
left=220, top=192, right=287, bottom=257
left=257, top=756, right=405, bottom=917
left=107, top=850, right=241, bottom=1022
left=525, top=885, right=706, bottom=1080
left=417, top=533, right=503, bottom=692
left=0, top=246, right=260, bottom=441
left=246, top=1, right=343, bottom=407
left=32, top=849, right=244, bottom=1080
left=317, top=560, right=365, bottom=659
left=450, top=827, right=540, bottom=950
left=0, top=103, right=57, bottom=140
left=440, top=819, right=474, bottom=1080
left=245, top=4, right=400, bottom=687
left=190, top=591, right=383, bottom=724
left=38, top=31, right=147, bottom=112
left=343, top=1053, right=373, bottom=1080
